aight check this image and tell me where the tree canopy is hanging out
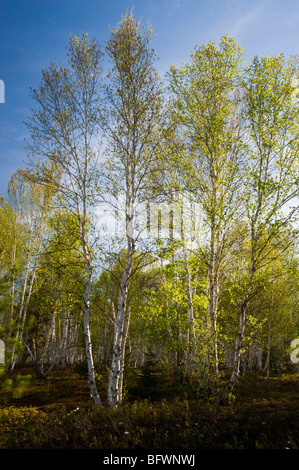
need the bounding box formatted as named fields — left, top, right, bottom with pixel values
left=0, top=11, right=298, bottom=407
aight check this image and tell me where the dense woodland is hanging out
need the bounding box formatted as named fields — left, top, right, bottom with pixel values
left=0, top=11, right=298, bottom=410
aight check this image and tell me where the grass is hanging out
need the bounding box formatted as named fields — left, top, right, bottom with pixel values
left=0, top=365, right=298, bottom=449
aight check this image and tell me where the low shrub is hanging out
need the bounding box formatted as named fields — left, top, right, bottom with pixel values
left=0, top=366, right=298, bottom=449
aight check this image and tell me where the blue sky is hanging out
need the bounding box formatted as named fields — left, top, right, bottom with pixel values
left=1, top=0, right=299, bottom=196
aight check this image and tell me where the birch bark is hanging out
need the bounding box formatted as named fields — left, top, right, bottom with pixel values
left=105, top=11, right=164, bottom=407
left=26, top=33, right=104, bottom=404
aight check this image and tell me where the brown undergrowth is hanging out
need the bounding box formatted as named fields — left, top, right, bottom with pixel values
left=0, top=365, right=298, bottom=449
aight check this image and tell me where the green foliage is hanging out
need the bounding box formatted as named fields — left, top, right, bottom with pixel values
left=0, top=367, right=32, bottom=399
left=133, top=352, right=167, bottom=400
left=0, top=13, right=298, bottom=408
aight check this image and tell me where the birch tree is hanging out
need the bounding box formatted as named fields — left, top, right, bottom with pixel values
left=6, top=169, right=51, bottom=369
left=104, top=10, right=165, bottom=407
left=26, top=210, right=85, bottom=378
left=227, top=54, right=299, bottom=397
left=0, top=196, right=24, bottom=345
left=167, top=36, right=246, bottom=389
left=26, top=33, right=104, bottom=405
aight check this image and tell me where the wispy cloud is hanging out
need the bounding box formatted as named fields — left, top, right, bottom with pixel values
left=230, top=0, right=272, bottom=37
left=283, top=12, right=299, bottom=27
left=163, top=0, right=187, bottom=16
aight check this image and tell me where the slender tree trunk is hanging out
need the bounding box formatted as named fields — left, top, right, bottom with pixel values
left=226, top=254, right=257, bottom=400
left=264, top=287, right=274, bottom=378
left=83, top=245, right=101, bottom=405
left=8, top=236, right=17, bottom=328
left=8, top=259, right=31, bottom=369
left=207, top=214, right=221, bottom=384
left=107, top=247, right=134, bottom=407
left=60, top=311, right=69, bottom=367
left=118, top=306, right=131, bottom=403
left=208, top=264, right=219, bottom=379
left=66, top=316, right=76, bottom=365
left=9, top=215, right=45, bottom=370
left=264, top=317, right=272, bottom=378
left=36, top=310, right=56, bottom=379
left=9, top=255, right=38, bottom=369
left=227, top=299, right=247, bottom=396
left=184, top=249, right=202, bottom=378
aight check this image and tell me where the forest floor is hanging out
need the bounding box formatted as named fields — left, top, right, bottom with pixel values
left=0, top=364, right=298, bottom=450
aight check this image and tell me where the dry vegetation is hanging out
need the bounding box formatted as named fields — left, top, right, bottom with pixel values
left=0, top=364, right=298, bottom=449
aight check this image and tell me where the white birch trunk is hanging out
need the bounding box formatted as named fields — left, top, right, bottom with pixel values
left=264, top=287, right=274, bottom=378
left=9, top=252, right=39, bottom=369
left=8, top=236, right=17, bottom=328
left=208, top=265, right=219, bottom=379
left=118, top=306, right=131, bottom=403
left=82, top=239, right=101, bottom=406
left=107, top=248, right=134, bottom=407
left=60, top=312, right=69, bottom=367
left=227, top=300, right=247, bottom=395
left=37, top=310, right=56, bottom=378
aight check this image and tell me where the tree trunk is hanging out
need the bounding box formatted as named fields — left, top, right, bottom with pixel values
left=264, top=287, right=274, bottom=378
left=83, top=254, right=101, bottom=405
left=36, top=310, right=56, bottom=379
left=60, top=311, right=69, bottom=367
left=208, top=265, right=219, bottom=379
left=118, top=306, right=131, bottom=403
left=182, top=242, right=200, bottom=378
left=9, top=255, right=38, bottom=369
left=227, top=300, right=247, bottom=396
left=107, top=248, right=134, bottom=407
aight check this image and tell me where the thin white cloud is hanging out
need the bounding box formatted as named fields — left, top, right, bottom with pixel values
left=230, top=0, right=272, bottom=37
left=164, top=0, right=187, bottom=16
left=283, top=12, right=299, bottom=27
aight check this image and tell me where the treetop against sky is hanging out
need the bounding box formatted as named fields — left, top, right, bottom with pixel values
left=1, top=0, right=299, bottom=196
left=0, top=14, right=298, bottom=407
